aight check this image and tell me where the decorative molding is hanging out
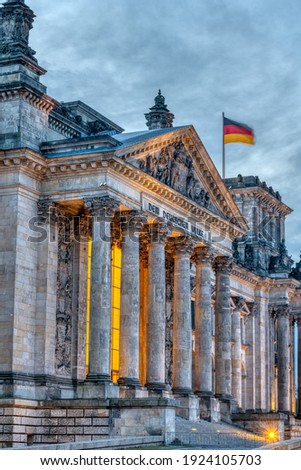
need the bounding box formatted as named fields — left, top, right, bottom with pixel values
left=0, top=89, right=58, bottom=113
left=192, top=245, right=215, bottom=266
left=146, top=221, right=170, bottom=245
left=169, top=235, right=194, bottom=256
left=84, top=195, right=120, bottom=218
left=213, top=255, right=233, bottom=275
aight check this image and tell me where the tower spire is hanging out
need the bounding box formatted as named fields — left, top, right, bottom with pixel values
left=145, top=90, right=175, bottom=130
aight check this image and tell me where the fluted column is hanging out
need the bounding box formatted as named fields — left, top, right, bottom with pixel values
left=118, top=210, right=147, bottom=387
left=146, top=222, right=169, bottom=391
left=231, top=297, right=245, bottom=407
left=213, top=255, right=233, bottom=399
left=192, top=246, right=215, bottom=396
left=275, top=305, right=291, bottom=412
left=84, top=196, right=119, bottom=382
left=171, top=236, right=194, bottom=394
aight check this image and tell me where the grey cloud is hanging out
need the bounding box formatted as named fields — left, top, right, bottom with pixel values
left=26, top=0, right=301, bottom=260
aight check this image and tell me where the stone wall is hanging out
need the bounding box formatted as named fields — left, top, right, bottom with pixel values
left=0, top=398, right=176, bottom=448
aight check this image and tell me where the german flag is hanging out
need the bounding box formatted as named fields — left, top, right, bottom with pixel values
left=224, top=116, right=255, bottom=145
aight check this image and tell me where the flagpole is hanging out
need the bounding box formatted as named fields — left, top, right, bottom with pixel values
left=222, top=112, right=225, bottom=179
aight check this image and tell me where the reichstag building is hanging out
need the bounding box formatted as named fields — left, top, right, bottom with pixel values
left=1, top=0, right=301, bottom=447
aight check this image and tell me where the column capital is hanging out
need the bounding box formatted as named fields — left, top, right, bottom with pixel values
left=37, top=199, right=65, bottom=224
left=213, top=255, right=233, bottom=275
left=192, top=245, right=215, bottom=265
left=294, top=316, right=301, bottom=326
left=246, top=301, right=259, bottom=318
left=84, top=196, right=119, bottom=218
left=169, top=235, right=194, bottom=257
left=147, top=221, right=170, bottom=245
left=118, top=210, right=147, bottom=234
left=232, top=296, right=245, bottom=312
left=269, top=304, right=291, bottom=318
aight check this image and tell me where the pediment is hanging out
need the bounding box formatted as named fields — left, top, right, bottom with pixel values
left=115, top=126, right=247, bottom=232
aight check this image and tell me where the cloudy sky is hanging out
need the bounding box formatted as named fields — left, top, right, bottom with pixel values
left=25, top=0, right=301, bottom=262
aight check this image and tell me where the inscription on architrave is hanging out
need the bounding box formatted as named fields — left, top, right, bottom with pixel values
left=55, top=216, right=74, bottom=376
left=139, top=141, right=211, bottom=209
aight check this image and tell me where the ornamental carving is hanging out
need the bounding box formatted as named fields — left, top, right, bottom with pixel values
left=55, top=216, right=74, bottom=377
left=37, top=200, right=65, bottom=225
left=146, top=221, right=170, bottom=244
left=84, top=196, right=119, bottom=218
left=1, top=2, right=37, bottom=62
left=139, top=141, right=211, bottom=209
left=118, top=210, right=147, bottom=234
left=170, top=235, right=194, bottom=256
left=213, top=255, right=233, bottom=275
left=192, top=246, right=215, bottom=265
left=269, top=304, right=291, bottom=319
left=232, top=296, right=245, bottom=311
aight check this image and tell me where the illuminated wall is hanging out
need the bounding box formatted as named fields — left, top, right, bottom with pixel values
left=111, top=243, right=121, bottom=382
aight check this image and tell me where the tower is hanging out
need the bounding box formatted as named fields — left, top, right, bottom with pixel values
left=0, top=0, right=58, bottom=150
left=145, top=89, right=174, bottom=130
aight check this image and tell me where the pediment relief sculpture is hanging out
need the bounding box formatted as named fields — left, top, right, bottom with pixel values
left=139, top=141, right=213, bottom=211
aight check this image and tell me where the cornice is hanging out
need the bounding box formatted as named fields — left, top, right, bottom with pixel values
left=0, top=87, right=59, bottom=113
left=0, top=149, right=245, bottom=239
left=230, top=186, right=292, bottom=216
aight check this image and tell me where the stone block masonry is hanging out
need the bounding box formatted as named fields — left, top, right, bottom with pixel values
left=0, top=398, right=176, bottom=448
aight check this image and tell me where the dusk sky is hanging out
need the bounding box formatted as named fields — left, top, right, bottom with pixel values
left=25, top=0, right=301, bottom=262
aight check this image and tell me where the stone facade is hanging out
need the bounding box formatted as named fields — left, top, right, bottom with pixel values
left=1, top=0, right=301, bottom=448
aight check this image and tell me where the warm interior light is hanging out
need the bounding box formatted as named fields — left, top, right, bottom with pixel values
left=267, top=430, right=277, bottom=441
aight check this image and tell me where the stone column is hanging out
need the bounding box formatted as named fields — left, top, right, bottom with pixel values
left=171, top=236, right=194, bottom=394
left=245, top=302, right=257, bottom=411
left=231, top=297, right=245, bottom=408
left=192, top=246, right=215, bottom=397
left=146, top=222, right=169, bottom=391
left=275, top=305, right=291, bottom=412
left=139, top=245, right=148, bottom=387
left=213, top=256, right=233, bottom=399
left=84, top=196, right=119, bottom=383
left=118, top=210, right=147, bottom=387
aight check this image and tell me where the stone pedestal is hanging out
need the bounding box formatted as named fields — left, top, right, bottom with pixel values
left=171, top=236, right=194, bottom=394
left=213, top=256, right=233, bottom=399
left=118, top=211, right=146, bottom=388
left=84, top=197, right=119, bottom=386
left=199, top=396, right=221, bottom=422
left=174, top=394, right=200, bottom=422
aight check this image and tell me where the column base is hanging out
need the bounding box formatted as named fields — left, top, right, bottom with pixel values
left=172, top=387, right=193, bottom=395
left=146, top=382, right=168, bottom=392
left=86, top=373, right=112, bottom=383
left=194, top=390, right=213, bottom=397
left=117, top=377, right=141, bottom=387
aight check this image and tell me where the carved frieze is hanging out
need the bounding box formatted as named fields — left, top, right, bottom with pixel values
left=55, top=216, right=74, bottom=377
left=139, top=141, right=211, bottom=209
